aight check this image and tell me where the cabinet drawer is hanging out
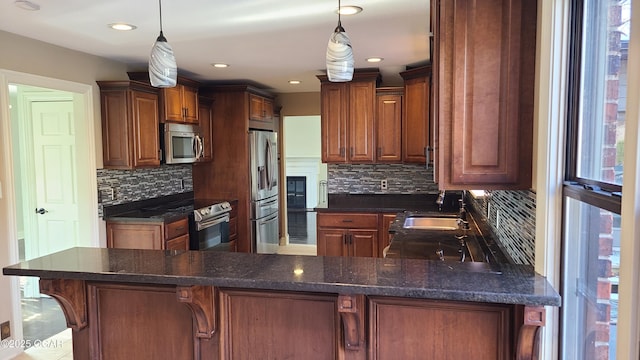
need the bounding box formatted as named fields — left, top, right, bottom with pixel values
left=317, top=213, right=378, bottom=229
left=165, top=218, right=189, bottom=240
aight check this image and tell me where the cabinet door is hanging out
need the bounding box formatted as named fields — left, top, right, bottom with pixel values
left=369, top=297, right=513, bottom=359
left=166, top=234, right=189, bottom=251
left=162, top=86, right=184, bottom=122
left=403, top=76, right=430, bottom=164
left=101, top=90, right=131, bottom=168
left=317, top=229, right=347, bottom=257
left=376, top=94, right=402, bottom=162
left=350, top=229, right=377, bottom=258
left=182, top=85, right=199, bottom=124
left=249, top=94, right=264, bottom=121
left=131, top=91, right=161, bottom=167
left=106, top=222, right=163, bottom=250
left=198, top=98, right=214, bottom=162
left=348, top=81, right=376, bottom=163
left=262, top=98, right=274, bottom=122
left=320, top=83, right=348, bottom=163
left=437, top=0, right=535, bottom=189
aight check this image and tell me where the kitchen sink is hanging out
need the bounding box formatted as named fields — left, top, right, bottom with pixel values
left=403, top=216, right=460, bottom=230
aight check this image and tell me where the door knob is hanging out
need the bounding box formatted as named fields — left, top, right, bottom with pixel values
left=35, top=208, right=48, bottom=214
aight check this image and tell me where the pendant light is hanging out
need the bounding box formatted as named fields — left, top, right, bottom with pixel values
left=149, top=0, right=177, bottom=88
left=326, top=0, right=354, bottom=82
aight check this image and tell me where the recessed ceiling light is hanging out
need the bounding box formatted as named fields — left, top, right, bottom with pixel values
left=211, top=63, right=229, bottom=68
left=14, top=0, right=40, bottom=11
left=288, top=80, right=301, bottom=85
left=366, top=57, right=384, bottom=63
left=337, top=6, right=363, bottom=15
left=108, top=23, right=137, bottom=31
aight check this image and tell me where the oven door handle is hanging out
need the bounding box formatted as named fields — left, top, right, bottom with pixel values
left=196, top=213, right=230, bottom=231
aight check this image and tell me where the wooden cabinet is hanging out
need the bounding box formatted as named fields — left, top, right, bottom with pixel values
left=127, top=72, right=200, bottom=125
left=317, top=213, right=378, bottom=257
left=376, top=88, right=403, bottom=162
left=434, top=0, right=536, bottom=190
left=198, top=96, right=214, bottom=163
left=400, top=66, right=432, bottom=164
left=106, top=217, right=189, bottom=251
left=249, top=93, right=275, bottom=129
left=228, top=200, right=238, bottom=252
left=369, top=296, right=514, bottom=359
left=162, top=83, right=199, bottom=124
left=193, top=85, right=278, bottom=253
left=317, top=70, right=380, bottom=163
left=98, top=81, right=160, bottom=169
left=379, top=213, right=396, bottom=258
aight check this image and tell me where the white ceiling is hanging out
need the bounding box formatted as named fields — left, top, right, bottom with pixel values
left=0, top=0, right=430, bottom=93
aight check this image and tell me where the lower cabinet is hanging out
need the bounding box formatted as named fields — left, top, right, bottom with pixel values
left=228, top=200, right=239, bottom=252
left=379, top=213, right=397, bottom=258
left=317, top=213, right=378, bottom=257
left=317, top=212, right=397, bottom=258
left=106, top=217, right=189, bottom=250
left=47, top=282, right=540, bottom=360
left=369, top=296, right=514, bottom=359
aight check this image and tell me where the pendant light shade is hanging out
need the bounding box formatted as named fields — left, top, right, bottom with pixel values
left=149, top=0, right=177, bottom=88
left=326, top=0, right=354, bottom=82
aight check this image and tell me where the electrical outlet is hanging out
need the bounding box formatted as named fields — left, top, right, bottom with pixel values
left=1, top=321, right=10, bottom=340
left=380, top=179, right=388, bottom=190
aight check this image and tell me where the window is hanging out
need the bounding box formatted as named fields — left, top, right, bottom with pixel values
left=562, top=0, right=631, bottom=359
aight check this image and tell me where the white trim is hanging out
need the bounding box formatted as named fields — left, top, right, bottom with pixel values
left=534, top=1, right=570, bottom=359
left=618, top=0, right=640, bottom=357
left=0, top=69, right=99, bottom=357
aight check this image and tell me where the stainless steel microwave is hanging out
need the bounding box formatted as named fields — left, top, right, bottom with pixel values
left=161, top=123, right=204, bottom=164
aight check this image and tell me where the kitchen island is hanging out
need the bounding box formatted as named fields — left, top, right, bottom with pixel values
left=3, top=247, right=559, bottom=360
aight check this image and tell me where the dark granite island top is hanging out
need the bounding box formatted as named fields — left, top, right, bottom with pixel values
left=3, top=247, right=559, bottom=359
left=3, top=247, right=559, bottom=306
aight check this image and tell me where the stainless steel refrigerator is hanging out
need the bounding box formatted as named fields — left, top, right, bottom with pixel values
left=249, top=130, right=279, bottom=253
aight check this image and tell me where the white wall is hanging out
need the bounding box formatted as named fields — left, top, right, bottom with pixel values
left=0, top=30, right=128, bottom=360
left=284, top=116, right=328, bottom=207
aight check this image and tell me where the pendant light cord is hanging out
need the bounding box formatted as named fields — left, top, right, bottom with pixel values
left=158, top=0, right=163, bottom=33
left=335, top=0, right=345, bottom=32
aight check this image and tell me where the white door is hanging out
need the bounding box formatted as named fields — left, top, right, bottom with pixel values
left=30, top=100, right=79, bottom=255
left=16, top=90, right=81, bottom=297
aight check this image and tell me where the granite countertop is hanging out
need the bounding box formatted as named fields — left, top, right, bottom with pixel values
left=3, top=247, right=560, bottom=307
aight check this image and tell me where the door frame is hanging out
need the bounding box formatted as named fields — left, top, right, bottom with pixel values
left=0, top=69, right=99, bottom=343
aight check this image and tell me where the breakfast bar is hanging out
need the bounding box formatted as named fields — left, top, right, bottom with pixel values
left=3, top=247, right=559, bottom=360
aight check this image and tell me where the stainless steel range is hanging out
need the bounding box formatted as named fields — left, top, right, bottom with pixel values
left=189, top=199, right=233, bottom=251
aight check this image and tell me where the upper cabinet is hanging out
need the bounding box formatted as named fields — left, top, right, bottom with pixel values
left=317, top=70, right=381, bottom=164
left=249, top=93, right=275, bottom=130
left=127, top=72, right=200, bottom=125
left=401, top=66, right=432, bottom=165
left=433, top=0, right=536, bottom=190
left=97, top=81, right=160, bottom=169
left=162, top=82, right=199, bottom=124
left=376, top=87, right=403, bottom=163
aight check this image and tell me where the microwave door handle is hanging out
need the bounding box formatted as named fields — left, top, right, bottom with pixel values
left=196, top=135, right=204, bottom=160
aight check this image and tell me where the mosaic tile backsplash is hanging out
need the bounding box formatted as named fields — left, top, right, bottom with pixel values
left=97, top=165, right=193, bottom=217
left=327, top=164, right=440, bottom=194
left=467, top=190, right=536, bottom=265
